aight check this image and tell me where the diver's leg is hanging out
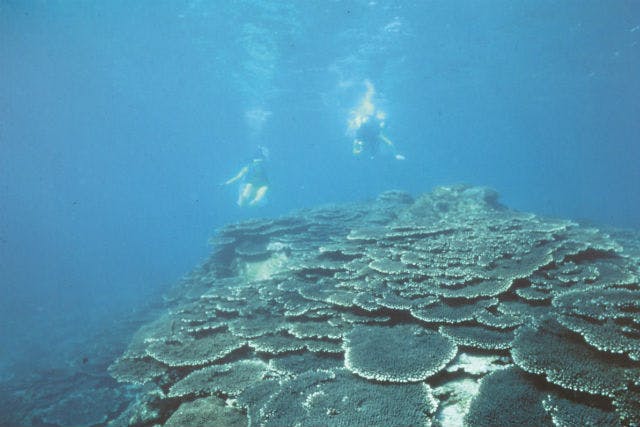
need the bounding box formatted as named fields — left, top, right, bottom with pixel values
left=250, top=186, right=269, bottom=206
left=238, top=183, right=253, bottom=206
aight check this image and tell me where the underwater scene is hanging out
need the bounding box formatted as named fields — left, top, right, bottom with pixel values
left=1, top=1, right=639, bottom=426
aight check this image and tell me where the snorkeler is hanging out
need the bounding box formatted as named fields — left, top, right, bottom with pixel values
left=348, top=80, right=405, bottom=161
left=224, top=146, right=270, bottom=207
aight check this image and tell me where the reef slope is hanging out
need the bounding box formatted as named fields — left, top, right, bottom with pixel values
left=109, top=185, right=640, bottom=426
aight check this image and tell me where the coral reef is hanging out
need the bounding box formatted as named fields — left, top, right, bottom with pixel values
left=344, top=324, right=457, bottom=383
left=109, top=185, right=640, bottom=426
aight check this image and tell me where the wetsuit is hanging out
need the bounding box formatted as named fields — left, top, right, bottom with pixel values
left=355, top=119, right=383, bottom=156
left=245, top=159, right=269, bottom=188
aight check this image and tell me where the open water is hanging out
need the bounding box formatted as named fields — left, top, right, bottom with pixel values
left=0, top=1, right=639, bottom=426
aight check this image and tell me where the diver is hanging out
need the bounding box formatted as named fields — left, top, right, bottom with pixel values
left=224, top=146, right=270, bottom=207
left=352, top=114, right=405, bottom=160
left=348, top=80, right=405, bottom=161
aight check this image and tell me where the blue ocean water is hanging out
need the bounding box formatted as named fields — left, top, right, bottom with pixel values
left=0, top=0, right=638, bottom=424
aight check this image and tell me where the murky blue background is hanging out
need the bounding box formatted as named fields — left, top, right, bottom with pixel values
left=1, top=1, right=638, bottom=378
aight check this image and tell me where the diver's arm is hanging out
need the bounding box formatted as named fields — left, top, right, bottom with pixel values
left=379, top=133, right=395, bottom=148
left=224, top=166, right=249, bottom=185
left=380, top=133, right=405, bottom=160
